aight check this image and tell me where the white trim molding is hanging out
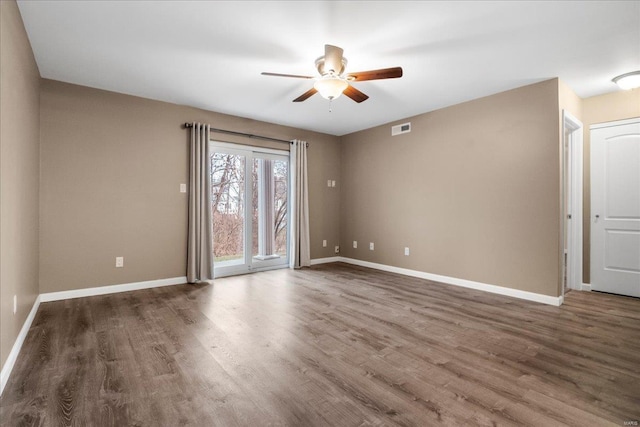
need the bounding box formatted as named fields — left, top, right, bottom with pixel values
left=334, top=257, right=563, bottom=306
left=590, top=116, right=640, bottom=130
left=40, top=276, right=188, bottom=302
left=562, top=110, right=584, bottom=294
left=1, top=296, right=41, bottom=396
left=310, top=257, right=342, bottom=265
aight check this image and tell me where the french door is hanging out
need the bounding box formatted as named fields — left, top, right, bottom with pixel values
left=209, top=142, right=289, bottom=278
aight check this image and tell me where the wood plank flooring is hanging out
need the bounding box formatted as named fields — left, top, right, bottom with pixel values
left=1, top=262, right=639, bottom=426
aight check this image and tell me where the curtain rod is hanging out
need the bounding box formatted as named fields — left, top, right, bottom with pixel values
left=183, top=122, right=297, bottom=145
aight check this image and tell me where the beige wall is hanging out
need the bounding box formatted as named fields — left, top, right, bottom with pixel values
left=40, top=80, right=341, bottom=293
left=558, top=80, right=583, bottom=121
left=0, top=1, right=41, bottom=369
left=581, top=88, right=640, bottom=283
left=340, top=79, right=561, bottom=297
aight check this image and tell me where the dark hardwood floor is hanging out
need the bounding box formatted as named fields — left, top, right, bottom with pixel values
left=1, top=262, right=639, bottom=426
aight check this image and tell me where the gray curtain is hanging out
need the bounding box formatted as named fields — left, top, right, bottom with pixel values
left=290, top=140, right=311, bottom=268
left=187, top=123, right=214, bottom=283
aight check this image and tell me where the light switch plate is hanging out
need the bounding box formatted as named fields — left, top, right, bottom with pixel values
left=180, top=183, right=187, bottom=193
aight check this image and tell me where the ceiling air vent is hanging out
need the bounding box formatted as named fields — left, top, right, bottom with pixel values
left=391, top=122, right=411, bottom=136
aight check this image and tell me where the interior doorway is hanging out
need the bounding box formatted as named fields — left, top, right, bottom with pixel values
left=562, top=110, right=584, bottom=296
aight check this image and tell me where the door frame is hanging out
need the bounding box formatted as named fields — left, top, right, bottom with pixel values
left=562, top=110, right=584, bottom=295
left=209, top=141, right=291, bottom=278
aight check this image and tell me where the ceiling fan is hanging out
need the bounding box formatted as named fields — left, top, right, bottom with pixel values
left=261, top=44, right=403, bottom=104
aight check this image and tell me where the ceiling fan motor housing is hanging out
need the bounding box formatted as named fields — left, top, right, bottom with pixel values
left=315, top=56, right=348, bottom=76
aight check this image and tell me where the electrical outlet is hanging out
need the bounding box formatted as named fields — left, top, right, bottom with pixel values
left=180, top=183, right=187, bottom=193
left=335, top=245, right=340, bottom=254
left=13, top=295, right=17, bottom=315
left=116, top=256, right=124, bottom=268
left=322, top=239, right=327, bottom=247
left=331, top=180, right=336, bottom=187
left=404, top=247, right=410, bottom=256
left=353, top=241, right=357, bottom=249
left=369, top=242, right=374, bottom=250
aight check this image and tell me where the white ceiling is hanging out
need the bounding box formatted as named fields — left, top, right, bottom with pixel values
left=17, top=1, right=640, bottom=136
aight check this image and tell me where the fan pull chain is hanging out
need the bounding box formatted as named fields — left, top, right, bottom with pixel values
left=328, top=98, right=333, bottom=113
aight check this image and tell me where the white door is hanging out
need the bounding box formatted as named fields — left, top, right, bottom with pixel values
left=591, top=118, right=640, bottom=297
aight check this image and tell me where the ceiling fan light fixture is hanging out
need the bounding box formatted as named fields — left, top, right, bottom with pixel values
left=612, top=71, right=640, bottom=90
left=314, top=76, right=348, bottom=100
left=262, top=44, right=402, bottom=104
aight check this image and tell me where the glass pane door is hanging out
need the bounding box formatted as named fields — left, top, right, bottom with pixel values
left=211, top=151, right=246, bottom=273
left=210, top=143, right=289, bottom=277
left=251, top=157, right=289, bottom=269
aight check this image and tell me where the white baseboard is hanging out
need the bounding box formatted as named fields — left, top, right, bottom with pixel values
left=310, top=256, right=342, bottom=265
left=1, top=295, right=41, bottom=396
left=40, top=276, right=188, bottom=302
left=336, top=257, right=563, bottom=306
left=581, top=283, right=592, bottom=291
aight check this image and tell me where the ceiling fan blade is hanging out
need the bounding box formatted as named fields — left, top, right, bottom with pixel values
left=324, top=44, right=344, bottom=75
left=343, top=85, right=369, bottom=103
left=261, top=72, right=314, bottom=79
left=346, top=67, right=403, bottom=81
left=293, top=87, right=318, bottom=102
